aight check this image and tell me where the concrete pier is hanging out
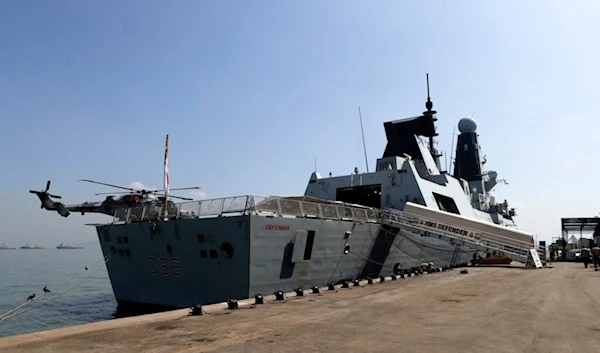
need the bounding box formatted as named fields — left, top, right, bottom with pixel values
left=0, top=262, right=598, bottom=353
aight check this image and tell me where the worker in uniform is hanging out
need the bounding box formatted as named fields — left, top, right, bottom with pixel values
left=581, top=248, right=591, bottom=268
left=592, top=245, right=600, bottom=270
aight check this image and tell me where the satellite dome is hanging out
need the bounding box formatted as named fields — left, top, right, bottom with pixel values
left=458, top=116, right=477, bottom=134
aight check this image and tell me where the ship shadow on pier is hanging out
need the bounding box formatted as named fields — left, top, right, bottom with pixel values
left=110, top=301, right=176, bottom=319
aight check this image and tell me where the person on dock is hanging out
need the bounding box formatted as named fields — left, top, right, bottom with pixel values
left=581, top=248, right=591, bottom=268
left=591, top=245, right=600, bottom=270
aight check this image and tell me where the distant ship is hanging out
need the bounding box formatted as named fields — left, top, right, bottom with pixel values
left=56, top=242, right=84, bottom=250
left=20, top=243, right=44, bottom=249
left=0, top=242, right=16, bottom=250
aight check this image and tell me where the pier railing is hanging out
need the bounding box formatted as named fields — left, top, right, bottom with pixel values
left=111, top=195, right=381, bottom=224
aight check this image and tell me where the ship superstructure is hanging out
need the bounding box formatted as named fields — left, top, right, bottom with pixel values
left=32, top=76, right=537, bottom=309
left=0, top=242, right=16, bottom=250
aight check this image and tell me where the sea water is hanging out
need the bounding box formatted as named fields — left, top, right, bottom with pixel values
left=0, top=244, right=117, bottom=338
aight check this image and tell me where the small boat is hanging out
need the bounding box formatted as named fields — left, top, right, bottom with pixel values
left=0, top=242, right=16, bottom=250
left=20, top=243, right=44, bottom=249
left=57, top=242, right=84, bottom=249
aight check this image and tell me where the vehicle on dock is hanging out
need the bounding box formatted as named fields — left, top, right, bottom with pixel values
left=30, top=75, right=537, bottom=309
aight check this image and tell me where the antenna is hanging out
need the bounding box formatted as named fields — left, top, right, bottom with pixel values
left=449, top=125, right=456, bottom=173
left=314, top=157, right=317, bottom=173
left=358, top=106, right=369, bottom=173
left=423, top=73, right=438, bottom=161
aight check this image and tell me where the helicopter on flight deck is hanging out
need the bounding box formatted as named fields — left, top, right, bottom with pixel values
left=29, top=179, right=201, bottom=218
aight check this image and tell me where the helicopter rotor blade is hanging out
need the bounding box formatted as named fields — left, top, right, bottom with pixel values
left=160, top=195, right=193, bottom=201
left=144, top=186, right=201, bottom=194
left=168, top=187, right=201, bottom=192
left=79, top=179, right=135, bottom=192
left=48, top=194, right=62, bottom=199
left=94, top=191, right=134, bottom=196
left=45, top=180, right=51, bottom=192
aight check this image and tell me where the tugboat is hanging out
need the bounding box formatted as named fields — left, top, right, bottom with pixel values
left=56, top=242, right=84, bottom=250
left=0, top=242, right=16, bottom=250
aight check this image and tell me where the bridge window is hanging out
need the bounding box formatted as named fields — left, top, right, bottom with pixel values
left=336, top=184, right=382, bottom=208
left=432, top=192, right=460, bottom=215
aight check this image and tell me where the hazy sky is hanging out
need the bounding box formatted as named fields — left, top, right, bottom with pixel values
left=1, top=0, right=598, bottom=246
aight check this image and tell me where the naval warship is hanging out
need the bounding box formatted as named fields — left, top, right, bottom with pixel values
left=31, top=76, right=536, bottom=309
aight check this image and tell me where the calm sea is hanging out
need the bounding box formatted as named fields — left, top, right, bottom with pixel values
left=0, top=244, right=119, bottom=338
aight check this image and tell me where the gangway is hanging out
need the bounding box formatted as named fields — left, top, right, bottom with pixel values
left=379, top=202, right=537, bottom=264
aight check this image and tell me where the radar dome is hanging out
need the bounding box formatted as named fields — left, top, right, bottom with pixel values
left=458, top=116, right=477, bottom=134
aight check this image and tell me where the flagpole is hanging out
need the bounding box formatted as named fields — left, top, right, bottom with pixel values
left=163, top=134, right=169, bottom=219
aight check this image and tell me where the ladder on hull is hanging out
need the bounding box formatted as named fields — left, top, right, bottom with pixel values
left=379, top=205, right=535, bottom=264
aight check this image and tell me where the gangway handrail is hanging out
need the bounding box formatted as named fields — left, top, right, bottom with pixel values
left=383, top=209, right=533, bottom=250
left=379, top=208, right=534, bottom=262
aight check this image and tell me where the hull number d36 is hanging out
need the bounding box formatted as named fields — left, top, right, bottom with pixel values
left=148, top=257, right=182, bottom=276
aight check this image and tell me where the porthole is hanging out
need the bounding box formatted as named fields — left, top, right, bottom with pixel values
left=207, top=233, right=216, bottom=244
left=125, top=249, right=131, bottom=257
left=200, top=250, right=207, bottom=259
left=123, top=236, right=129, bottom=244
left=198, top=233, right=206, bottom=243
left=221, top=242, right=234, bottom=258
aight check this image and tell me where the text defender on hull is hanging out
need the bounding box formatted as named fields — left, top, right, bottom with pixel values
left=31, top=75, right=536, bottom=309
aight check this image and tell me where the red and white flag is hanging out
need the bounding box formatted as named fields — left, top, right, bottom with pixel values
left=164, top=135, right=170, bottom=195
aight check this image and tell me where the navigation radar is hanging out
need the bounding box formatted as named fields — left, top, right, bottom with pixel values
left=458, top=116, right=477, bottom=134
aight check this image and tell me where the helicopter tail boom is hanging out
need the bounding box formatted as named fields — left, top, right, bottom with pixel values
left=29, top=181, right=70, bottom=217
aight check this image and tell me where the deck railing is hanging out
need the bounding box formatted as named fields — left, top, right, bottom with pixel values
left=111, top=195, right=382, bottom=224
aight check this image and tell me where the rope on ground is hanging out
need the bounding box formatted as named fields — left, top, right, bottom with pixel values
left=0, top=253, right=112, bottom=323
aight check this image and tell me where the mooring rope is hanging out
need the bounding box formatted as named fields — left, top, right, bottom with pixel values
left=0, top=252, right=112, bottom=323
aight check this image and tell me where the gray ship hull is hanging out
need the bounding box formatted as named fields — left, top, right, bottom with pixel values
left=96, top=205, right=473, bottom=308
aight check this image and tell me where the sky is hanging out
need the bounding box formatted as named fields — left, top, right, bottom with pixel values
left=0, top=0, right=598, bottom=247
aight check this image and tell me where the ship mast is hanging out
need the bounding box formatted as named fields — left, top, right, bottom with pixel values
left=163, top=134, right=170, bottom=219
left=422, top=73, right=442, bottom=170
